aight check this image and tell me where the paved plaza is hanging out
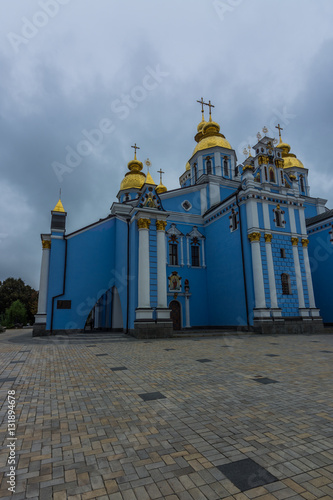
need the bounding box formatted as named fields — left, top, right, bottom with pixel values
left=0, top=329, right=333, bottom=500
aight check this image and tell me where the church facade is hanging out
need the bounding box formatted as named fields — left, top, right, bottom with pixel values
left=33, top=101, right=333, bottom=336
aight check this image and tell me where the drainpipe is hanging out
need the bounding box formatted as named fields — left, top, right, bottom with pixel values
left=236, top=188, right=250, bottom=330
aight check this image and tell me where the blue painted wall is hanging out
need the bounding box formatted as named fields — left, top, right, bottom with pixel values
left=205, top=210, right=248, bottom=326
left=308, top=228, right=333, bottom=323
left=47, top=217, right=128, bottom=331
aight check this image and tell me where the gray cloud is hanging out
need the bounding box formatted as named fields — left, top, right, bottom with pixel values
left=1, top=0, right=333, bottom=289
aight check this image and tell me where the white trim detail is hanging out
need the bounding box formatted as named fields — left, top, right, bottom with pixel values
left=292, top=243, right=305, bottom=309
left=138, top=226, right=150, bottom=308
left=249, top=239, right=266, bottom=309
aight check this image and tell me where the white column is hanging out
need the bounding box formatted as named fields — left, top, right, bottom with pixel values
left=156, top=221, right=167, bottom=308
left=264, top=234, right=280, bottom=314
left=288, top=206, right=296, bottom=233
left=35, top=239, right=51, bottom=323
left=200, top=187, right=207, bottom=215
left=214, top=152, right=221, bottom=176
left=301, top=239, right=318, bottom=312
left=291, top=238, right=306, bottom=311
left=180, top=237, right=184, bottom=266
left=201, top=239, right=206, bottom=268
left=246, top=199, right=259, bottom=232
left=248, top=232, right=267, bottom=311
left=186, top=237, right=190, bottom=267
left=137, top=218, right=151, bottom=308
left=263, top=202, right=271, bottom=230
left=185, top=295, right=191, bottom=327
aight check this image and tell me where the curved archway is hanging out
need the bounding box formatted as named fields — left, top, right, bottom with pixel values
left=169, top=300, right=181, bottom=330
left=84, top=286, right=123, bottom=332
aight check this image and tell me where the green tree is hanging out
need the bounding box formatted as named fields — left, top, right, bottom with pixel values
left=0, top=278, right=38, bottom=325
left=4, top=300, right=27, bottom=328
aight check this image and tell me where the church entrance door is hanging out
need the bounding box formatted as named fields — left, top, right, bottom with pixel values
left=169, top=300, right=181, bottom=330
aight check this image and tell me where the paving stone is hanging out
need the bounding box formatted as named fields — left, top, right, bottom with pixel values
left=1, top=329, right=333, bottom=500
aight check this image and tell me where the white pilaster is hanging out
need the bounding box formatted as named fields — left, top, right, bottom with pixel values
left=137, top=219, right=151, bottom=309
left=180, top=236, right=184, bottom=266
left=35, top=239, right=51, bottom=323
left=288, top=206, right=296, bottom=233
left=263, top=202, right=270, bottom=230
left=209, top=183, right=220, bottom=207
left=301, top=239, right=317, bottom=311
left=291, top=238, right=305, bottom=310
left=299, top=208, right=307, bottom=235
left=214, top=152, right=221, bottom=177
left=201, top=239, right=206, bottom=268
left=248, top=233, right=267, bottom=311
left=186, top=237, right=190, bottom=267
left=246, top=198, right=259, bottom=231
left=200, top=187, right=207, bottom=215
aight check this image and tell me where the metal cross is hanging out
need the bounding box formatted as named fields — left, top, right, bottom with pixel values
left=275, top=124, right=283, bottom=140
left=157, top=168, right=164, bottom=183
left=131, top=143, right=140, bottom=159
left=204, top=99, right=215, bottom=119
left=196, top=97, right=205, bottom=113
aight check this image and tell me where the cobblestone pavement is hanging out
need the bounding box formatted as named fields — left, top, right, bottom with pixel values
left=1, top=329, right=333, bottom=500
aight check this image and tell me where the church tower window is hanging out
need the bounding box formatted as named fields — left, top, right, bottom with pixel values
left=223, top=157, right=229, bottom=177
left=269, top=167, right=276, bottom=183
left=206, top=156, right=212, bottom=175
left=169, top=243, right=178, bottom=266
left=229, top=209, right=238, bottom=231
left=300, top=175, right=305, bottom=192
left=281, top=273, right=291, bottom=295
left=191, top=244, right=200, bottom=267
left=273, top=204, right=285, bottom=228
left=193, top=162, right=197, bottom=182
left=264, top=166, right=268, bottom=181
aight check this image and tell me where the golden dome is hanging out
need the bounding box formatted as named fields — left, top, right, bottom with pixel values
left=53, top=199, right=65, bottom=212
left=120, top=157, right=146, bottom=190
left=192, top=116, right=232, bottom=156
left=192, top=135, right=232, bottom=155
left=186, top=161, right=190, bottom=171
left=156, top=182, right=167, bottom=194
left=276, top=137, right=304, bottom=169
left=283, top=156, right=304, bottom=169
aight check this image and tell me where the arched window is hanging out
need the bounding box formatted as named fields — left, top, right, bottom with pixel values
left=206, top=157, right=212, bottom=175
left=274, top=204, right=284, bottom=228
left=230, top=210, right=238, bottom=231
left=169, top=240, right=178, bottom=265
left=191, top=243, right=200, bottom=267
left=300, top=175, right=305, bottom=192
left=281, top=273, right=291, bottom=295
left=193, top=162, right=197, bottom=183
left=269, top=167, right=276, bottom=183
left=223, top=157, right=229, bottom=177
left=264, top=166, right=268, bottom=181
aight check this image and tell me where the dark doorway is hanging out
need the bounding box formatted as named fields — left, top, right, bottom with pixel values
left=169, top=300, right=181, bottom=330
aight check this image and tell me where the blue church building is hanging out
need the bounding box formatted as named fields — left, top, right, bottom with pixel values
left=33, top=101, right=332, bottom=336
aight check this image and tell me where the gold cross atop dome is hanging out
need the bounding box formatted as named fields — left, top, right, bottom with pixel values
left=204, top=99, right=215, bottom=122
left=157, top=168, right=165, bottom=183
left=275, top=124, right=283, bottom=141
left=131, top=143, right=140, bottom=160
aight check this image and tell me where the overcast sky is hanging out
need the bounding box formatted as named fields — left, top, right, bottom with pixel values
left=1, top=0, right=333, bottom=290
